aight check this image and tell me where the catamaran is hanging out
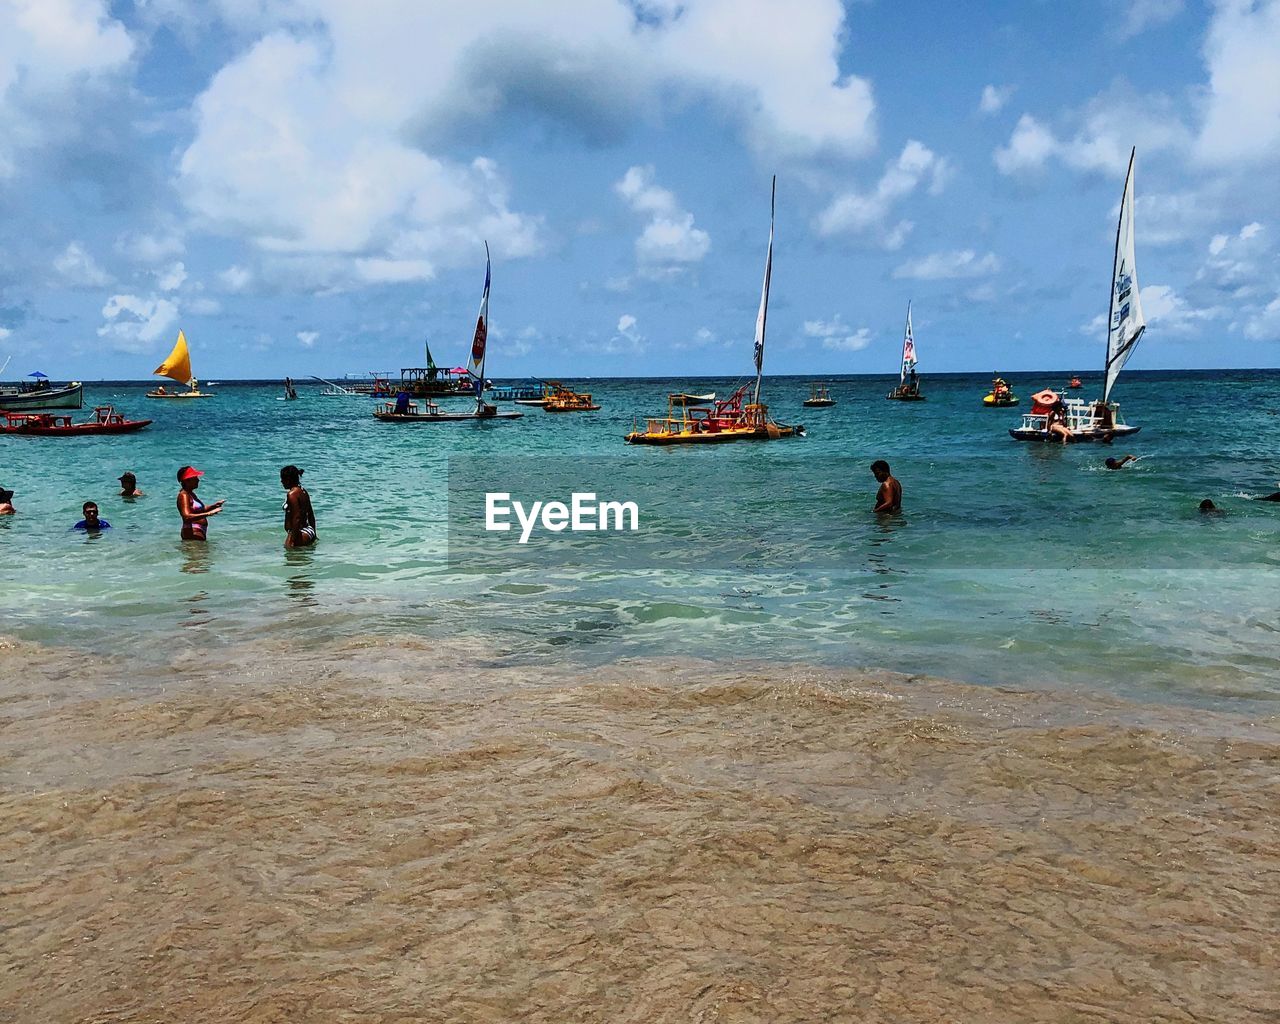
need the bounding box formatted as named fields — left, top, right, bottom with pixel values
left=886, top=304, right=924, bottom=400
left=1011, top=148, right=1145, bottom=443
left=147, top=331, right=213, bottom=398
left=375, top=244, right=522, bottom=423
left=625, top=177, right=802, bottom=445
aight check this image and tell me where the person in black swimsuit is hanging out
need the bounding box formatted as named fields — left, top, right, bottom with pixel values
left=281, top=465, right=317, bottom=548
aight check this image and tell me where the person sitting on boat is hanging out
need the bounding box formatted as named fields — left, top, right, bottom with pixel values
left=73, top=501, right=111, bottom=532
left=870, top=460, right=902, bottom=514
left=118, top=472, right=144, bottom=497
left=1047, top=400, right=1071, bottom=444
left=281, top=464, right=317, bottom=548
left=1104, top=454, right=1137, bottom=470
left=1092, top=401, right=1116, bottom=430
left=154, top=384, right=167, bottom=395
left=0, top=487, right=14, bottom=515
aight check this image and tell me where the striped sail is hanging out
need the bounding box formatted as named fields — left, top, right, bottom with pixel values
left=752, top=176, right=775, bottom=405
left=465, top=243, right=491, bottom=400
left=900, top=303, right=917, bottom=384
left=1103, top=148, right=1145, bottom=404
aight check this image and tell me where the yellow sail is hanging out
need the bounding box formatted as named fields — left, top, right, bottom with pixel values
left=154, top=330, right=193, bottom=385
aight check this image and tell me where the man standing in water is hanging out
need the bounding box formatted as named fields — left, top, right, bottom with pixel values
left=871, top=460, right=902, bottom=514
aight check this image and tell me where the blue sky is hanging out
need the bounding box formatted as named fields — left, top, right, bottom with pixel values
left=1, top=0, right=1278, bottom=380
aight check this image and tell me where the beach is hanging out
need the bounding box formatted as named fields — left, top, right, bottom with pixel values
left=3, top=634, right=1277, bottom=1023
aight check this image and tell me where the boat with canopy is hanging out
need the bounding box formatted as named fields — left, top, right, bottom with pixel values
left=147, top=331, right=213, bottom=399
left=375, top=244, right=522, bottom=423
left=886, top=304, right=924, bottom=400
left=625, top=177, right=802, bottom=445
left=0, top=363, right=84, bottom=410
left=1012, top=148, right=1144, bottom=443
left=803, top=382, right=835, bottom=408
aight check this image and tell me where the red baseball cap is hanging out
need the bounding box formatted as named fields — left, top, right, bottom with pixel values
left=177, top=465, right=204, bottom=482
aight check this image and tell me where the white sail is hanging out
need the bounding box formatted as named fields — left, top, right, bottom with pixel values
left=752, top=176, right=775, bottom=405
left=1103, top=148, right=1145, bottom=404
left=466, top=242, right=491, bottom=404
left=900, top=302, right=917, bottom=384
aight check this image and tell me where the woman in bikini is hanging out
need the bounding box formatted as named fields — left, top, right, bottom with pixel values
left=176, top=465, right=223, bottom=540
left=281, top=465, right=317, bottom=548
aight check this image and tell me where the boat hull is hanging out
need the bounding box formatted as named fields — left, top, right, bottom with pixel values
left=374, top=410, right=524, bottom=422
left=625, top=424, right=803, bottom=445
left=1009, top=425, right=1141, bottom=443
left=802, top=399, right=835, bottom=408
left=2, top=420, right=151, bottom=436
left=146, top=391, right=214, bottom=399
left=984, top=396, right=1020, bottom=407
left=886, top=393, right=926, bottom=402
left=0, top=382, right=84, bottom=410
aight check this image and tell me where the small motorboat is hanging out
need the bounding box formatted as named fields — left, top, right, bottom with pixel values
left=803, top=382, right=835, bottom=408
left=1, top=405, right=152, bottom=436
left=983, top=375, right=1019, bottom=407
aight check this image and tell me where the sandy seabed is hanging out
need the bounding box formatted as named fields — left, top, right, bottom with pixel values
left=1, top=634, right=1277, bottom=1023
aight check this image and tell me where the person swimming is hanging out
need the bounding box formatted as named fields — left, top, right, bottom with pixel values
left=280, top=464, right=317, bottom=548
left=0, top=487, right=15, bottom=515
left=176, top=465, right=224, bottom=541
left=119, top=471, right=144, bottom=497
left=1199, top=499, right=1219, bottom=513
left=73, top=501, right=111, bottom=532
left=1104, top=454, right=1137, bottom=470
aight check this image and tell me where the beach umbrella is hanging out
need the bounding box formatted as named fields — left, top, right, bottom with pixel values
left=29, top=371, right=47, bottom=379
left=1031, top=388, right=1059, bottom=406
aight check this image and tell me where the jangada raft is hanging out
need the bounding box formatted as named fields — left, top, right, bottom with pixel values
left=1011, top=148, right=1145, bottom=444
left=374, top=244, right=522, bottom=424
left=886, top=304, right=925, bottom=401
left=626, top=177, right=802, bottom=445
left=1, top=405, right=152, bottom=436
left=147, top=330, right=214, bottom=399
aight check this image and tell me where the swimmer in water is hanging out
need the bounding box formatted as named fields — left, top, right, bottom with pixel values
left=1104, top=454, right=1137, bottom=470
left=73, top=501, right=110, bottom=532
left=176, top=465, right=224, bottom=541
left=0, top=487, right=15, bottom=515
left=118, top=471, right=144, bottom=497
left=1199, top=499, right=1219, bottom=513
left=280, top=464, right=317, bottom=548
left=870, top=460, right=902, bottom=514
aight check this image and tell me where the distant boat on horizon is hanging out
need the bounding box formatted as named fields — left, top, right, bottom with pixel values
left=886, top=303, right=925, bottom=401
left=147, top=331, right=214, bottom=399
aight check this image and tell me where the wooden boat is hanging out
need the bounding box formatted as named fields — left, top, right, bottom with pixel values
left=543, top=382, right=600, bottom=412
left=803, top=382, right=835, bottom=408
left=0, top=376, right=85, bottom=411
left=627, top=386, right=803, bottom=445
left=1, top=405, right=151, bottom=436
left=626, top=177, right=801, bottom=446
left=374, top=244, right=522, bottom=425
left=886, top=304, right=925, bottom=400
left=983, top=375, right=1019, bottom=407
left=147, top=330, right=213, bottom=398
left=1013, top=149, right=1145, bottom=443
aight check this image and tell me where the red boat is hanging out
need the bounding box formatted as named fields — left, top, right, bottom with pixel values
left=1, top=405, right=152, bottom=436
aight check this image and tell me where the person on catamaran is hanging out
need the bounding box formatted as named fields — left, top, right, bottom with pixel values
left=1046, top=400, right=1071, bottom=444
left=0, top=487, right=15, bottom=515
left=871, top=460, right=902, bottom=514
left=176, top=465, right=223, bottom=541
left=1104, top=455, right=1137, bottom=470
left=280, top=464, right=317, bottom=548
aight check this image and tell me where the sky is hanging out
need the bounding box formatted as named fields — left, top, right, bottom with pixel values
left=0, top=0, right=1278, bottom=381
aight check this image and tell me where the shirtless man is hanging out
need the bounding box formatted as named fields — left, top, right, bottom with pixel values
left=871, top=460, right=902, bottom=514
left=1104, top=454, right=1137, bottom=470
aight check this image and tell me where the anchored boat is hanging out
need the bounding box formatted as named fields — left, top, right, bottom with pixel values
left=543, top=382, right=600, bottom=412
left=147, top=331, right=213, bottom=398
left=886, top=304, right=924, bottom=401
left=626, top=177, right=802, bottom=445
left=2, top=405, right=151, bottom=436
left=0, top=365, right=84, bottom=410
left=1012, top=149, right=1145, bottom=443
left=803, top=382, right=835, bottom=408
left=375, top=244, right=522, bottom=424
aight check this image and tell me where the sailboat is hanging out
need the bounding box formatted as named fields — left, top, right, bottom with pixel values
left=625, top=177, right=803, bottom=445
left=147, top=331, right=213, bottom=399
left=374, top=244, right=522, bottom=423
left=886, top=304, right=924, bottom=400
left=1011, top=148, right=1144, bottom=443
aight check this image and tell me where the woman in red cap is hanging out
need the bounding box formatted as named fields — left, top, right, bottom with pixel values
left=176, top=465, right=224, bottom=541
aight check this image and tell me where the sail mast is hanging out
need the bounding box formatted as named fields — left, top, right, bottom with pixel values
left=466, top=242, right=491, bottom=410
left=753, top=176, right=775, bottom=406
left=1102, top=147, right=1145, bottom=405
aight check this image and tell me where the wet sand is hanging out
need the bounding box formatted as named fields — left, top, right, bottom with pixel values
left=1, top=635, right=1277, bottom=1023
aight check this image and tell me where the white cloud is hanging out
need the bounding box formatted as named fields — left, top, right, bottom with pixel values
left=1118, top=0, right=1185, bottom=39
left=615, top=165, right=710, bottom=274
left=0, top=326, right=11, bottom=340
left=114, top=231, right=185, bottom=265
left=893, top=250, right=1000, bottom=280
left=1139, top=283, right=1222, bottom=333
left=156, top=261, right=187, bottom=291
left=218, top=265, right=253, bottom=292
left=994, top=114, right=1057, bottom=174
left=978, top=84, right=1013, bottom=115
left=171, top=1, right=873, bottom=290
left=297, top=330, right=319, bottom=347
left=53, top=241, right=112, bottom=287
left=97, top=294, right=179, bottom=352
left=803, top=315, right=873, bottom=352
left=1197, top=0, right=1280, bottom=164
left=817, top=140, right=950, bottom=244
left=187, top=297, right=222, bottom=316
left=1196, top=221, right=1270, bottom=299
left=606, top=312, right=645, bottom=354
left=1244, top=296, right=1280, bottom=340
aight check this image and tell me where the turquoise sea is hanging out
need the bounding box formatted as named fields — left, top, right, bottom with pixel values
left=1, top=370, right=1278, bottom=708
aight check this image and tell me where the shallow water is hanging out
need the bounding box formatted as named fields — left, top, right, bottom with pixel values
left=1, top=636, right=1277, bottom=1022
